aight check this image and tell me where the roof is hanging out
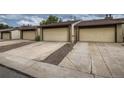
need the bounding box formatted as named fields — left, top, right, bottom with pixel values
left=39, top=21, right=78, bottom=28
left=76, top=18, right=124, bottom=27
left=19, top=26, right=37, bottom=30
left=0, top=28, right=15, bottom=32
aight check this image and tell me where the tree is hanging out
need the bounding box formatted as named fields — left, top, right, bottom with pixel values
left=41, top=20, right=47, bottom=25
left=59, top=18, right=62, bottom=22
left=0, top=23, right=11, bottom=29
left=67, top=16, right=77, bottom=21
left=40, top=15, right=60, bottom=24
left=73, top=16, right=77, bottom=21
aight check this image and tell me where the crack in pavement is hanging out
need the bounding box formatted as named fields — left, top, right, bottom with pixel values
left=66, top=56, right=81, bottom=72
left=96, top=43, right=113, bottom=77
left=62, top=56, right=95, bottom=77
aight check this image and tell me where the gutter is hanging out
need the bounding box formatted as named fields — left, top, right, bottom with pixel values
left=71, top=20, right=82, bottom=43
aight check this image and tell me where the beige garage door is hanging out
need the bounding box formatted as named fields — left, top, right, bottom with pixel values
left=23, top=31, right=36, bottom=40
left=43, top=27, right=68, bottom=41
left=2, top=33, right=10, bottom=40
left=79, top=27, right=115, bottom=42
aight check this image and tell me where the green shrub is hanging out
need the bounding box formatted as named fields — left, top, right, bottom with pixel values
left=35, top=36, right=40, bottom=41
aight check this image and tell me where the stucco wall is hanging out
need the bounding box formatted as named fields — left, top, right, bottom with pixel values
left=122, top=24, right=124, bottom=41
left=40, top=28, right=43, bottom=41
left=36, top=28, right=41, bottom=40
left=11, top=30, right=20, bottom=39
left=37, top=28, right=41, bottom=36
left=117, top=24, right=123, bottom=42
left=0, top=32, right=1, bottom=39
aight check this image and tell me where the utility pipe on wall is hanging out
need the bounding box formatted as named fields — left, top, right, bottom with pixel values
left=71, top=20, right=82, bottom=43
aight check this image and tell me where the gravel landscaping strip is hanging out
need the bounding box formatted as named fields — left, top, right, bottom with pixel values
left=0, top=42, right=34, bottom=52
left=41, top=44, right=73, bottom=65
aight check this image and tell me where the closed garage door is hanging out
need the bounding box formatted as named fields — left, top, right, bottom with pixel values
left=43, top=27, right=69, bottom=41
left=79, top=27, right=115, bottom=42
left=2, top=32, right=10, bottom=40
left=23, top=31, right=36, bottom=40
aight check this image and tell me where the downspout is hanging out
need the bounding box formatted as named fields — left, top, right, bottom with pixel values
left=71, top=20, right=82, bottom=44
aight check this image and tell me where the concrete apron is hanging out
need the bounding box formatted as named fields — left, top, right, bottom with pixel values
left=0, top=53, right=93, bottom=78
left=59, top=42, right=113, bottom=78
left=4, top=42, right=66, bottom=61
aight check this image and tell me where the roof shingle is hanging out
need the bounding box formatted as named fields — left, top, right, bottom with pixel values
left=0, top=28, right=15, bottom=32
left=76, top=19, right=124, bottom=27
left=39, top=21, right=78, bottom=28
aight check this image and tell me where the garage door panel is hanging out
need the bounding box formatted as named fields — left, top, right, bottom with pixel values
left=43, top=28, right=68, bottom=41
left=23, top=31, right=36, bottom=40
left=79, top=27, right=115, bottom=42
left=2, top=33, right=10, bottom=40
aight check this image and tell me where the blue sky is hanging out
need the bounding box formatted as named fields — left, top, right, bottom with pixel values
left=0, top=14, right=124, bottom=27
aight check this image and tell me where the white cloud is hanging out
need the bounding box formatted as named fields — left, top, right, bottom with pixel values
left=0, top=15, right=6, bottom=19
left=63, top=18, right=77, bottom=21
left=113, top=14, right=124, bottom=18
left=24, top=16, right=44, bottom=25
left=0, top=21, right=8, bottom=25
left=17, top=16, right=44, bottom=26
left=0, top=14, right=124, bottom=26
left=17, top=20, right=36, bottom=26
left=0, top=14, right=24, bottom=20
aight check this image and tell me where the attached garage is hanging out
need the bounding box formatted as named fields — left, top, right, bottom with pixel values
left=43, top=27, right=69, bottom=41
left=11, top=30, right=20, bottom=40
left=79, top=27, right=115, bottom=42
left=22, top=30, right=36, bottom=40
left=40, top=21, right=77, bottom=42
left=0, top=28, right=21, bottom=40
left=76, top=19, right=124, bottom=43
left=1, top=32, right=11, bottom=40
left=19, top=26, right=38, bottom=40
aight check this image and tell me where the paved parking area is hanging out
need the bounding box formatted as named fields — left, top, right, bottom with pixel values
left=0, top=40, right=31, bottom=46
left=0, top=39, right=3, bottom=42
left=0, top=53, right=93, bottom=78
left=0, top=42, right=34, bottom=52
left=0, top=65, right=31, bottom=78
left=3, top=42, right=66, bottom=61
left=0, top=41, right=124, bottom=78
left=59, top=42, right=124, bottom=78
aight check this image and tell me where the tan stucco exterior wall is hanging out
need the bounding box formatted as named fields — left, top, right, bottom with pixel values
left=71, top=21, right=82, bottom=43
left=40, top=28, right=42, bottom=41
left=74, top=27, right=78, bottom=43
left=0, top=32, right=1, bottom=39
left=11, top=30, right=20, bottom=39
left=37, top=28, right=41, bottom=36
left=36, top=28, right=41, bottom=40
left=122, top=24, right=124, bottom=41
left=117, top=24, right=123, bottom=42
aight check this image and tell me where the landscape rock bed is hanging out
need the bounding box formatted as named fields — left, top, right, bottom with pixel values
left=0, top=42, right=34, bottom=52
left=41, top=44, right=73, bottom=65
